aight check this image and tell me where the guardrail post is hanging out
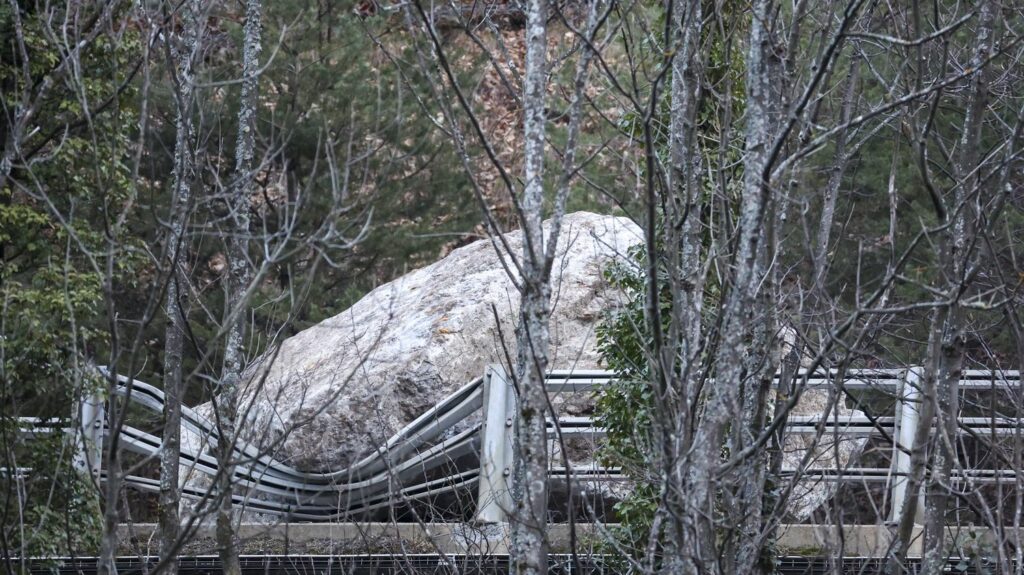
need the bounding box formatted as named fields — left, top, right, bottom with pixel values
left=476, top=365, right=516, bottom=523
left=890, top=366, right=924, bottom=524
left=73, top=391, right=105, bottom=478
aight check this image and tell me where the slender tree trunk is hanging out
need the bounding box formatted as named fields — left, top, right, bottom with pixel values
left=513, top=283, right=551, bottom=575
left=885, top=1, right=939, bottom=569
left=920, top=2, right=995, bottom=571
left=215, top=2, right=261, bottom=575
left=921, top=315, right=963, bottom=572
left=159, top=131, right=188, bottom=575
left=733, top=268, right=780, bottom=575
left=811, top=57, right=859, bottom=298
left=659, top=0, right=703, bottom=571
left=160, top=3, right=201, bottom=572
left=665, top=0, right=704, bottom=393
left=682, top=1, right=776, bottom=571
left=511, top=0, right=550, bottom=572
left=98, top=390, right=122, bottom=575
left=512, top=0, right=552, bottom=568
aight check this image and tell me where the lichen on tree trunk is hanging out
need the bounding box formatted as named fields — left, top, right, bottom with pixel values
left=215, top=1, right=262, bottom=574
left=160, top=3, right=201, bottom=572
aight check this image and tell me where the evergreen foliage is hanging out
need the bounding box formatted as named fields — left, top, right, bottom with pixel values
left=1, top=1, right=140, bottom=557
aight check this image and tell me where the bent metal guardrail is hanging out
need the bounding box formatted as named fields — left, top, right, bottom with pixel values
left=22, top=366, right=1024, bottom=523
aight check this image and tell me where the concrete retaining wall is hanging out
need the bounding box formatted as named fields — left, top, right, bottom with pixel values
left=118, top=523, right=1005, bottom=558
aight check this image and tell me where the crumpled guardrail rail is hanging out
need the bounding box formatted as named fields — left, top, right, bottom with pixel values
left=17, top=366, right=1024, bottom=521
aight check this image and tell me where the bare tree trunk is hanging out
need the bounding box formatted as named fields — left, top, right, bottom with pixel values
left=160, top=3, right=201, bottom=572
left=920, top=2, right=996, bottom=571
left=98, top=389, right=122, bottom=575
left=511, top=0, right=550, bottom=572
left=682, top=1, right=777, bottom=571
left=733, top=264, right=780, bottom=575
left=396, top=2, right=593, bottom=570
left=215, top=2, right=261, bottom=574
left=887, top=5, right=996, bottom=572
left=811, top=57, right=859, bottom=299
left=658, top=0, right=703, bottom=571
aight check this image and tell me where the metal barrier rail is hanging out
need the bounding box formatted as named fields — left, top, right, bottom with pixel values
left=19, top=365, right=1024, bottom=523
left=474, top=366, right=1024, bottom=524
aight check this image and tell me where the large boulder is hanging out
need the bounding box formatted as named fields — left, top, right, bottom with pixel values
left=239, top=211, right=642, bottom=471
left=782, top=391, right=868, bottom=520
left=216, top=210, right=861, bottom=522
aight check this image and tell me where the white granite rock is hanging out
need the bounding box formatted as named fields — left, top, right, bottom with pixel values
left=236, top=211, right=642, bottom=471
left=201, top=211, right=863, bottom=521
